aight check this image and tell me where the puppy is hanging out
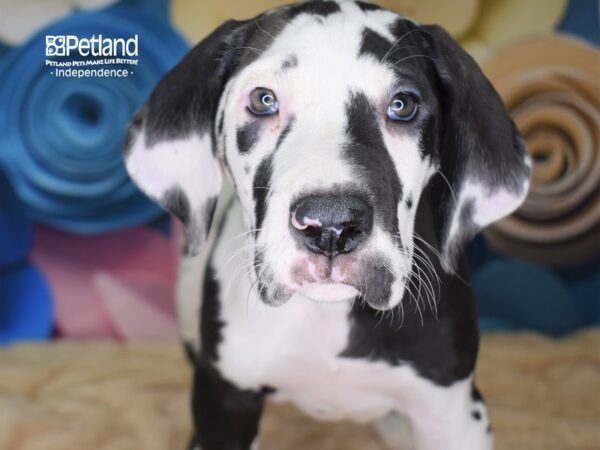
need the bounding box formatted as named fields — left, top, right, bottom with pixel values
left=124, top=1, right=531, bottom=449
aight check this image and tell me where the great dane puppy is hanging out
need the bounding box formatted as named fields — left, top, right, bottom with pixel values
left=124, top=1, right=531, bottom=449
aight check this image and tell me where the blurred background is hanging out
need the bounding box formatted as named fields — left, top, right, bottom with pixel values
left=0, top=0, right=597, bottom=344
left=0, top=1, right=598, bottom=449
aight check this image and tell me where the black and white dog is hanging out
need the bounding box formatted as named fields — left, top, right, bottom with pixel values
left=124, top=1, right=531, bottom=448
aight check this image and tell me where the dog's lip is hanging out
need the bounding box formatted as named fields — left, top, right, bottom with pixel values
left=295, top=281, right=360, bottom=303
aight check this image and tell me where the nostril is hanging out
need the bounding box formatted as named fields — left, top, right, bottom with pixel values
left=303, top=225, right=322, bottom=236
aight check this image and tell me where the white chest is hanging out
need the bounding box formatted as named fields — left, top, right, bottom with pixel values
left=216, top=294, right=415, bottom=422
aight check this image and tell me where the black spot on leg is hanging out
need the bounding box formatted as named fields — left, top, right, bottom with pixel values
left=162, top=186, right=191, bottom=225
left=201, top=265, right=224, bottom=361
left=405, top=195, right=413, bottom=210
left=237, top=121, right=261, bottom=153
left=471, top=410, right=482, bottom=421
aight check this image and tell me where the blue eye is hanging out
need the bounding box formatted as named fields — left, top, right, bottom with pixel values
left=248, top=87, right=279, bottom=116
left=387, top=92, right=418, bottom=121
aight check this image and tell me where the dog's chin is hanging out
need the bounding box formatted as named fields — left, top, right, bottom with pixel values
left=296, top=282, right=360, bottom=303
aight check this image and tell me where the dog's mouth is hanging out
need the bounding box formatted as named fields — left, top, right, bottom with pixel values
left=296, top=281, right=360, bottom=303
left=282, top=251, right=401, bottom=309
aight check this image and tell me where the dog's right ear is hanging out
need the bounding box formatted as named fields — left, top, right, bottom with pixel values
left=124, top=20, right=249, bottom=255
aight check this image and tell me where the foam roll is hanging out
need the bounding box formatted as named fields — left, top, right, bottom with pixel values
left=0, top=6, right=188, bottom=233
left=482, top=34, right=600, bottom=267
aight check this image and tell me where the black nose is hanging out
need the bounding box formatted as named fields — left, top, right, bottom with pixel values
left=290, top=194, right=373, bottom=257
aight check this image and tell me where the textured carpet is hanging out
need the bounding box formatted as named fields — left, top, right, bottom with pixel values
left=0, top=330, right=599, bottom=450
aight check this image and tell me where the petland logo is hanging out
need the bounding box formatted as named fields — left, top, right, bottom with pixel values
left=45, top=34, right=139, bottom=78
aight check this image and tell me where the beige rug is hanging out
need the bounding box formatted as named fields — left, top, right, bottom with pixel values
left=0, top=330, right=599, bottom=450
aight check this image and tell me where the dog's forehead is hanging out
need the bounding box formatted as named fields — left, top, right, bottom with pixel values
left=235, top=2, right=416, bottom=101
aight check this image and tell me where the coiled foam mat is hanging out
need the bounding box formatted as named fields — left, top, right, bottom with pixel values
left=0, top=6, right=188, bottom=233
left=483, top=34, right=600, bottom=267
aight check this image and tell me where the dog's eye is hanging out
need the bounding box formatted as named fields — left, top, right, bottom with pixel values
left=248, top=88, right=279, bottom=116
left=387, top=92, right=418, bottom=121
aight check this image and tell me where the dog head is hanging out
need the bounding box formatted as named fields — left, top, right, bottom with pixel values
left=124, top=0, right=530, bottom=311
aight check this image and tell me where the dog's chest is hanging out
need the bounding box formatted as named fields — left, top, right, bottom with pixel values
left=215, top=296, right=408, bottom=422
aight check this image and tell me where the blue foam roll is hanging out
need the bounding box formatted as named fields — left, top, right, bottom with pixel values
left=0, top=164, right=32, bottom=267
left=0, top=7, right=188, bottom=233
left=0, top=265, right=54, bottom=345
left=559, top=0, right=600, bottom=46
left=474, top=260, right=583, bottom=336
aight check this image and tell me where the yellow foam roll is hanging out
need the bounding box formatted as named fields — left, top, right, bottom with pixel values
left=171, top=0, right=290, bottom=43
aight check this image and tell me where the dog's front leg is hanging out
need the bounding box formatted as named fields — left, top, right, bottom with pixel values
left=375, top=380, right=493, bottom=450
left=190, top=360, right=265, bottom=450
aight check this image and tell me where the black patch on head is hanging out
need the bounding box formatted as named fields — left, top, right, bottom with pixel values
left=418, top=115, right=439, bottom=159
left=359, top=27, right=392, bottom=60
left=217, top=110, right=225, bottom=135
left=472, top=410, right=482, bottom=421
left=407, top=24, right=530, bottom=269
left=237, top=120, right=261, bottom=153
left=200, top=265, right=224, bottom=361
left=252, top=118, right=294, bottom=234
left=356, top=1, right=382, bottom=12
left=162, top=186, right=191, bottom=224
left=280, top=54, right=298, bottom=71
left=275, top=117, right=295, bottom=149
left=344, top=91, right=403, bottom=235
left=141, top=20, right=254, bottom=148
left=405, top=195, right=413, bottom=210
left=253, top=155, right=273, bottom=233
left=288, top=1, right=341, bottom=19
left=135, top=9, right=295, bottom=148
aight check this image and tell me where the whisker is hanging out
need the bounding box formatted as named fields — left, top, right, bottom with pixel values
left=222, top=228, right=263, bottom=246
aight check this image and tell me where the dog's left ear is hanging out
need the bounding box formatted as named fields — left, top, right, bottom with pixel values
left=124, top=20, right=250, bottom=255
left=422, top=25, right=531, bottom=272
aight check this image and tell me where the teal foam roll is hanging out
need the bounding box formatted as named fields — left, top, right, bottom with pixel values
left=0, top=6, right=188, bottom=233
left=473, top=260, right=584, bottom=335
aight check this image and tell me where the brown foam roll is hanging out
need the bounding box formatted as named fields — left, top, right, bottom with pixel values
left=482, top=34, right=600, bottom=267
left=381, top=0, right=480, bottom=38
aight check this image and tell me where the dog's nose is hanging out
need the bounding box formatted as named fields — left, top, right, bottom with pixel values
left=290, top=195, right=373, bottom=257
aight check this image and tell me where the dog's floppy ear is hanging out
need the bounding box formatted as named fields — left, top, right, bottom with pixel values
left=422, top=25, right=531, bottom=272
left=124, top=20, right=249, bottom=255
